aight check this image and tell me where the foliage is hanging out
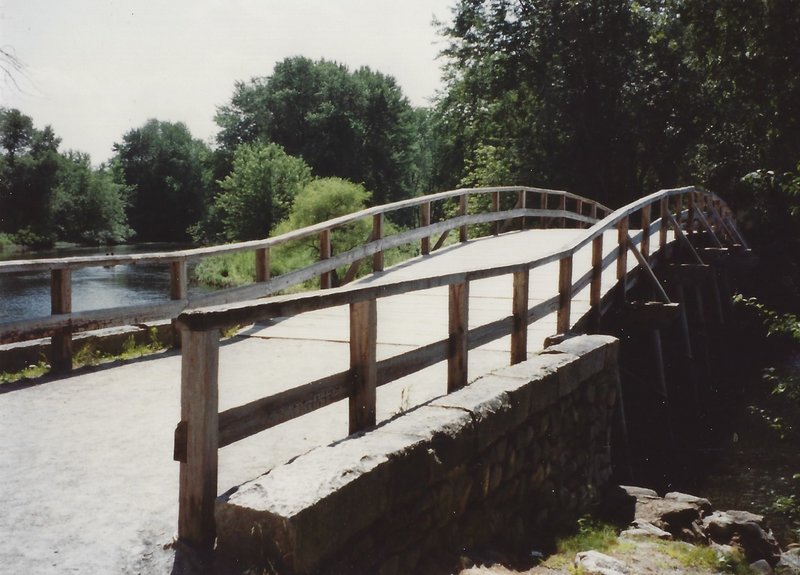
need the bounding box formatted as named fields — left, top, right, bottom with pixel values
left=654, top=539, right=752, bottom=574
left=0, top=359, right=50, bottom=384
left=113, top=119, right=211, bottom=242
left=51, top=152, right=133, bottom=244
left=434, top=0, right=800, bottom=209
left=193, top=251, right=256, bottom=289
left=215, top=56, right=425, bottom=208
left=214, top=142, right=312, bottom=241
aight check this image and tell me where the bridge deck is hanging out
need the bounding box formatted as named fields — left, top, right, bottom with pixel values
left=0, top=228, right=658, bottom=574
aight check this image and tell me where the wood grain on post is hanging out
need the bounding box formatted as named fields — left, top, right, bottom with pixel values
left=349, top=299, right=377, bottom=433
left=51, top=269, right=72, bottom=373
left=320, top=228, right=332, bottom=289
left=420, top=201, right=431, bottom=255
left=178, top=329, right=219, bottom=550
left=540, top=192, right=548, bottom=228
left=616, top=216, right=629, bottom=304
left=459, top=194, right=468, bottom=242
left=170, top=260, right=188, bottom=300
left=557, top=255, right=573, bottom=334
left=641, top=204, right=651, bottom=260
left=372, top=214, right=384, bottom=272
left=511, top=270, right=529, bottom=364
left=255, top=247, right=271, bottom=282
left=558, top=194, right=567, bottom=228
left=518, top=189, right=527, bottom=230
left=492, top=191, right=500, bottom=235
left=448, top=281, right=468, bottom=392
left=590, top=235, right=604, bottom=331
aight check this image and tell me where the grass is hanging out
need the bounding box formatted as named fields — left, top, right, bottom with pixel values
left=653, top=539, right=753, bottom=574
left=538, top=517, right=620, bottom=571
left=0, top=359, right=51, bottom=384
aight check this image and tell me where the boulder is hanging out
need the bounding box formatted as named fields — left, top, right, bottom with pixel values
left=776, top=548, right=800, bottom=575
left=703, top=510, right=781, bottom=565
left=575, top=550, right=628, bottom=575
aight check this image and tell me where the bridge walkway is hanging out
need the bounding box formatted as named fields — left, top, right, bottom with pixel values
left=0, top=227, right=657, bottom=574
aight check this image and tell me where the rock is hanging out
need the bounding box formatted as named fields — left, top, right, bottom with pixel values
left=624, top=519, right=673, bottom=540
left=575, top=550, right=628, bottom=575
left=703, top=510, right=781, bottom=565
left=632, top=494, right=706, bottom=543
left=620, top=485, right=659, bottom=500
left=664, top=491, right=713, bottom=516
left=776, top=548, right=800, bottom=575
left=751, top=559, right=775, bottom=574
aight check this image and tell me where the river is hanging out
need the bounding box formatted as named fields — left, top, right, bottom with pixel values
left=0, top=243, right=203, bottom=322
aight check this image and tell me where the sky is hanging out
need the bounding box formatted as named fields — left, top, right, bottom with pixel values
left=1, top=0, right=455, bottom=165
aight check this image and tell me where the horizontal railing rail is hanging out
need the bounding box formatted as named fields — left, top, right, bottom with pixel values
left=171, top=185, right=747, bottom=548
left=0, top=186, right=612, bottom=372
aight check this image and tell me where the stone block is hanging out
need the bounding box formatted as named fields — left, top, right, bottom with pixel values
left=431, top=381, right=515, bottom=451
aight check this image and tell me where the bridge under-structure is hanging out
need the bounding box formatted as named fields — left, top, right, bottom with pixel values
left=0, top=186, right=749, bottom=574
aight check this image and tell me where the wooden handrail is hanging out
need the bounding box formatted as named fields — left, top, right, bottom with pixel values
left=171, top=184, right=747, bottom=549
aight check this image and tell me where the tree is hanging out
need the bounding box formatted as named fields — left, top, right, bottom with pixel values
left=214, top=142, right=312, bottom=241
left=0, top=108, right=61, bottom=240
left=113, top=119, right=211, bottom=242
left=215, top=56, right=423, bottom=206
left=51, top=152, right=132, bottom=244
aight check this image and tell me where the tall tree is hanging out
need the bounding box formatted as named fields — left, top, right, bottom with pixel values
left=215, top=57, right=422, bottom=206
left=113, top=119, right=211, bottom=242
left=214, top=142, right=312, bottom=241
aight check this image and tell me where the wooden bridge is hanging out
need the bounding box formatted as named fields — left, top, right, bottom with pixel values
left=0, top=185, right=749, bottom=572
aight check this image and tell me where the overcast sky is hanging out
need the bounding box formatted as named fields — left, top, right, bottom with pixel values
left=1, top=0, right=454, bottom=164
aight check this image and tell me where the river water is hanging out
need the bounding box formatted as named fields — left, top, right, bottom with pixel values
left=0, top=244, right=201, bottom=322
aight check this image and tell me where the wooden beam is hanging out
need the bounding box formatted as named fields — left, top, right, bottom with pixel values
left=349, top=299, right=377, bottom=433
left=626, top=232, right=670, bottom=303
left=372, top=213, right=384, bottom=272
left=511, top=270, right=529, bottom=364
left=178, top=329, right=219, bottom=550
left=255, top=247, right=270, bottom=282
left=420, top=201, right=431, bottom=255
left=590, top=235, right=604, bottom=331
left=319, top=229, right=332, bottom=289
left=641, top=203, right=651, bottom=260
left=557, top=255, right=573, bottom=334
left=459, top=194, right=468, bottom=242
left=50, top=269, right=72, bottom=373
left=540, top=192, right=548, bottom=228
left=492, top=191, right=500, bottom=235
left=448, top=281, right=469, bottom=392
left=616, top=216, right=629, bottom=304
left=616, top=302, right=682, bottom=329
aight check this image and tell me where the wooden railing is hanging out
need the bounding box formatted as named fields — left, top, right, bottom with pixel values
left=0, top=186, right=610, bottom=372
left=171, top=185, right=746, bottom=548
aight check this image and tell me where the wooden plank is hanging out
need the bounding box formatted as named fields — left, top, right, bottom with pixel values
left=50, top=269, right=72, bottom=373
left=540, top=192, right=548, bottom=228
left=319, top=229, right=332, bottom=289
left=590, top=235, right=603, bottom=330
left=641, top=203, right=651, bottom=260
left=177, top=329, right=219, bottom=550
left=170, top=260, right=188, bottom=300
left=558, top=194, right=567, bottom=228
left=626, top=232, right=670, bottom=303
left=616, top=216, right=629, bottom=304
left=448, top=282, right=469, bottom=392
left=372, top=213, right=384, bottom=272
left=511, top=270, right=529, bottom=364
left=255, top=247, right=271, bottom=282
left=421, top=201, right=431, bottom=255
left=349, top=299, right=377, bottom=433
left=557, top=255, right=573, bottom=333
left=492, top=191, right=500, bottom=235
left=459, top=194, right=468, bottom=242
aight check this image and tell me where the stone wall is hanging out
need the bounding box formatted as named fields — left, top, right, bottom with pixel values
left=215, top=334, right=620, bottom=574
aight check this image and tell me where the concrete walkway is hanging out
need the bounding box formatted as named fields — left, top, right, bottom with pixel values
left=0, top=228, right=651, bottom=574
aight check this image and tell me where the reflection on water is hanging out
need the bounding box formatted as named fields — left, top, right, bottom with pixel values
left=0, top=244, right=201, bottom=322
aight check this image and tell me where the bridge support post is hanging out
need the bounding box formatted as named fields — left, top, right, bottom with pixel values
left=590, top=235, right=604, bottom=332
left=448, top=281, right=469, bottom=392
left=420, top=202, right=431, bottom=255
left=557, top=255, right=573, bottom=334
left=255, top=248, right=271, bottom=282
left=459, top=194, right=468, bottom=242
left=372, top=214, right=384, bottom=272
left=616, top=216, right=629, bottom=305
left=349, top=299, right=377, bottom=433
left=511, top=270, right=529, bottom=364
left=178, top=328, right=219, bottom=551
left=320, top=229, right=332, bottom=289
left=51, top=269, right=72, bottom=373
left=170, top=260, right=188, bottom=349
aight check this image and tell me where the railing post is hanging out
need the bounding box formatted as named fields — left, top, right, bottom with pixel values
left=178, top=328, right=219, bottom=550
left=448, top=281, right=469, bottom=392
left=659, top=197, right=668, bottom=252
left=459, top=193, right=468, bottom=242
left=51, top=269, right=72, bottom=373
left=576, top=199, right=584, bottom=228
left=255, top=247, right=271, bottom=282
left=320, top=229, right=332, bottom=289
left=349, top=299, right=377, bottom=433
left=641, top=204, right=651, bottom=260
left=617, top=216, right=629, bottom=304
left=372, top=213, right=384, bottom=272
left=511, top=270, right=529, bottom=364
left=557, top=255, right=573, bottom=334
left=558, top=194, right=567, bottom=228
left=492, top=191, right=500, bottom=236
left=540, top=192, right=548, bottom=228
left=518, top=189, right=527, bottom=230
left=170, top=260, right=189, bottom=349
left=591, top=202, right=598, bottom=221
left=420, top=201, right=431, bottom=255
left=687, top=189, right=695, bottom=234
left=590, top=235, right=604, bottom=331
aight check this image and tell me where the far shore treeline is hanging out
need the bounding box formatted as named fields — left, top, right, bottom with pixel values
left=1, top=1, right=798, bottom=308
